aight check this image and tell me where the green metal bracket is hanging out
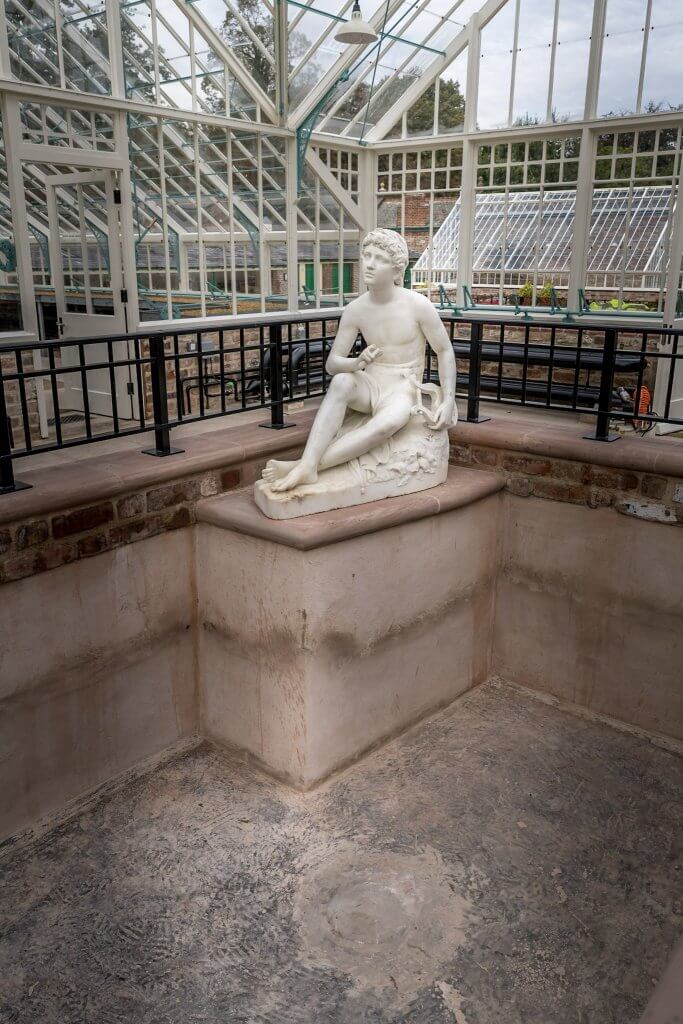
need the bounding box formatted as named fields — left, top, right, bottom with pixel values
left=28, top=223, right=50, bottom=273
left=296, top=68, right=352, bottom=194
left=0, top=238, right=17, bottom=274
left=234, top=208, right=260, bottom=264
left=85, top=219, right=110, bottom=271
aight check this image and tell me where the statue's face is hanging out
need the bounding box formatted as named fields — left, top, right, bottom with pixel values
left=362, top=244, right=395, bottom=288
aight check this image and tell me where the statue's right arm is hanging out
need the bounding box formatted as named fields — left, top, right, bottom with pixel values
left=325, top=307, right=364, bottom=376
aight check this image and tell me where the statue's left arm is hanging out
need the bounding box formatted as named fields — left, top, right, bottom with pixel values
left=417, top=297, right=457, bottom=430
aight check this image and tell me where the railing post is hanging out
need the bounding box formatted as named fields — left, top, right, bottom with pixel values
left=142, top=334, right=184, bottom=457
left=584, top=326, right=620, bottom=442
left=0, top=357, right=30, bottom=494
left=466, top=320, right=490, bottom=424
left=260, top=322, right=294, bottom=430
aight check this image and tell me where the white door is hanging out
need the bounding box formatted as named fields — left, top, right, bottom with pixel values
left=46, top=170, right=134, bottom=419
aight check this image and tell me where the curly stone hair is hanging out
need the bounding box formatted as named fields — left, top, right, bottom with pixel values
left=361, top=228, right=409, bottom=286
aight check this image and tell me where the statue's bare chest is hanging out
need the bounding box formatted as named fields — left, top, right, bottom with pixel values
left=360, top=308, right=422, bottom=352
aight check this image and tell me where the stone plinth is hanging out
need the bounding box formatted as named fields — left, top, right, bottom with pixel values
left=196, top=467, right=505, bottom=788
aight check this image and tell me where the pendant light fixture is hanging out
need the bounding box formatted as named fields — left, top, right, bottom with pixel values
left=334, top=1, right=378, bottom=45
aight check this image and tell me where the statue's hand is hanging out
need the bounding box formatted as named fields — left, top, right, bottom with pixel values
left=432, top=396, right=456, bottom=430
left=356, top=345, right=382, bottom=369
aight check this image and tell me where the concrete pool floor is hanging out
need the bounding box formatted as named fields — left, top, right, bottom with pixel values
left=1, top=680, right=680, bottom=1024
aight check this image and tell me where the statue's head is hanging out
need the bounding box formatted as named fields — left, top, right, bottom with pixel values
left=361, top=229, right=409, bottom=287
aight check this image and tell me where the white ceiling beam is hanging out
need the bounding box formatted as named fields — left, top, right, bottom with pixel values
left=170, top=0, right=277, bottom=123
left=305, top=148, right=363, bottom=227
left=287, top=0, right=406, bottom=132
left=364, top=0, right=510, bottom=143
left=0, top=77, right=289, bottom=134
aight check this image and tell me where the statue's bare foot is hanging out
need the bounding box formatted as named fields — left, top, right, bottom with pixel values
left=270, top=459, right=319, bottom=493
left=262, top=459, right=297, bottom=483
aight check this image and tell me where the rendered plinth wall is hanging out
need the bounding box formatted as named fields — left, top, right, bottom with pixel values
left=196, top=485, right=502, bottom=787
left=1, top=530, right=197, bottom=840
left=495, top=496, right=683, bottom=740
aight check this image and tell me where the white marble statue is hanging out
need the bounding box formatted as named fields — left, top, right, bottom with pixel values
left=254, top=229, right=457, bottom=519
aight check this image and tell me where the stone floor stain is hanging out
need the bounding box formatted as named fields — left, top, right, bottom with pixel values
left=0, top=680, right=681, bottom=1024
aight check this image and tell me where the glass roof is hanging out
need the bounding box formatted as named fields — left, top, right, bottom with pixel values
left=3, top=0, right=681, bottom=140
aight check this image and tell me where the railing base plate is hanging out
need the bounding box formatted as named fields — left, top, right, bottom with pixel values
left=141, top=446, right=185, bottom=457
left=582, top=432, right=621, bottom=442
left=466, top=416, right=491, bottom=424
left=0, top=479, right=32, bottom=494
left=259, top=421, right=296, bottom=430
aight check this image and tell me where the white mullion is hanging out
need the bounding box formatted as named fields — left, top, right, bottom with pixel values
left=192, top=122, right=207, bottom=317
left=314, top=174, right=320, bottom=303
left=507, top=0, right=520, bottom=129
left=105, top=0, right=126, bottom=99
left=227, top=129, right=237, bottom=316
left=0, top=95, right=40, bottom=347
left=189, top=21, right=198, bottom=114
left=427, top=185, right=435, bottom=302
left=636, top=0, right=653, bottom=115
left=531, top=185, right=545, bottom=300
left=156, top=116, right=174, bottom=319
left=567, top=126, right=596, bottom=306
left=618, top=182, right=637, bottom=304
left=256, top=132, right=266, bottom=313
left=285, top=134, right=299, bottom=309
left=274, top=0, right=287, bottom=120
left=53, top=0, right=66, bottom=89
left=455, top=24, right=480, bottom=304
left=546, top=0, right=560, bottom=124
left=662, top=144, right=683, bottom=324
left=0, top=0, right=12, bottom=77
left=584, top=0, right=607, bottom=120
left=113, top=107, right=141, bottom=330
left=150, top=0, right=162, bottom=106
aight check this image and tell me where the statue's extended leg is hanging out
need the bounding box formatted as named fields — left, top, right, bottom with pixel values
left=268, top=373, right=370, bottom=492
left=318, top=396, right=412, bottom=472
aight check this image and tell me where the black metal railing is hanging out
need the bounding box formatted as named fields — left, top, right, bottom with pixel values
left=1, top=308, right=682, bottom=494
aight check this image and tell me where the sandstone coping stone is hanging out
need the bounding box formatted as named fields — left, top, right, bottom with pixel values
left=0, top=414, right=314, bottom=526
left=452, top=416, right=683, bottom=478
left=197, top=466, right=505, bottom=550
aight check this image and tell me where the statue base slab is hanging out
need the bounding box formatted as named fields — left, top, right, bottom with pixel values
left=196, top=467, right=505, bottom=788
left=254, top=418, right=450, bottom=520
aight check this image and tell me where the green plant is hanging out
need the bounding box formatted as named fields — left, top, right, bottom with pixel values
left=518, top=280, right=533, bottom=302
left=538, top=280, right=554, bottom=302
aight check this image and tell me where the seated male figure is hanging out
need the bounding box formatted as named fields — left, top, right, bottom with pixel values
left=262, top=229, right=457, bottom=494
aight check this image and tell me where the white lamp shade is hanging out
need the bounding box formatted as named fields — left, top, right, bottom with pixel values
left=334, top=8, right=378, bottom=45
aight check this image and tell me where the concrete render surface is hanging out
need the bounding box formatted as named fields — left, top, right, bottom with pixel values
left=1, top=681, right=681, bottom=1024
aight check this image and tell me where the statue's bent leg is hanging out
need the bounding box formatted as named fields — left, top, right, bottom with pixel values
left=318, top=396, right=413, bottom=472
left=267, top=373, right=371, bottom=492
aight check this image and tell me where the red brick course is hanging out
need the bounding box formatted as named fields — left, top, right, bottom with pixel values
left=0, top=467, right=242, bottom=585
left=449, top=439, right=682, bottom=516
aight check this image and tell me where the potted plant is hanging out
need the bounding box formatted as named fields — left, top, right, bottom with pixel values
left=518, top=280, right=533, bottom=305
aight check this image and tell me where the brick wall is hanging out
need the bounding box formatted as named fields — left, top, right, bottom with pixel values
left=0, top=465, right=245, bottom=585
left=449, top=439, right=682, bottom=520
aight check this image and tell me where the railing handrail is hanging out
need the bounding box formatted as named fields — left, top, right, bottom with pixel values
left=0, top=307, right=347, bottom=354
left=2, top=307, right=681, bottom=357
